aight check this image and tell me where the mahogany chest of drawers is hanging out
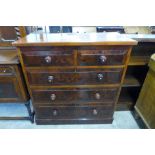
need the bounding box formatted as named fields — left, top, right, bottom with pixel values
left=13, top=33, right=137, bottom=124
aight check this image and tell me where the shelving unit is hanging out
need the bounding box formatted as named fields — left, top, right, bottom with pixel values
left=117, top=41, right=155, bottom=111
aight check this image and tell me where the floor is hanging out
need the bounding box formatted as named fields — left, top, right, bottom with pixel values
left=0, top=103, right=140, bottom=129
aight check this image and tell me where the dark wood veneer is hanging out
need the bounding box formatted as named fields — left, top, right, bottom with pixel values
left=22, top=50, right=75, bottom=67
left=32, top=87, right=118, bottom=105
left=35, top=105, right=113, bottom=120
left=14, top=32, right=137, bottom=124
left=78, top=49, right=127, bottom=66
left=27, top=68, right=123, bottom=86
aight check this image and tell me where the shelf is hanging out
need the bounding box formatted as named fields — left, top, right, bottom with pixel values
left=117, top=89, right=134, bottom=111
left=128, top=56, right=150, bottom=66
left=0, top=49, right=19, bottom=64
left=123, top=75, right=141, bottom=87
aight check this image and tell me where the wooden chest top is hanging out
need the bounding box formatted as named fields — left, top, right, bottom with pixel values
left=12, top=32, right=137, bottom=46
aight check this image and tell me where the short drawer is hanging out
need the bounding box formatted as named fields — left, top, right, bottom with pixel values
left=78, top=49, right=127, bottom=66
left=35, top=105, right=113, bottom=120
left=21, top=48, right=75, bottom=66
left=32, top=87, right=118, bottom=105
left=0, top=66, right=15, bottom=76
left=27, top=68, right=123, bottom=86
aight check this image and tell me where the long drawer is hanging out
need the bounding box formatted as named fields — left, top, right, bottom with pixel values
left=78, top=49, right=127, bottom=66
left=31, top=87, right=118, bottom=105
left=27, top=68, right=123, bottom=86
left=35, top=105, right=113, bottom=120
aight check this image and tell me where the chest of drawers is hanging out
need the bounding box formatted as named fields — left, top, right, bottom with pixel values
left=13, top=33, right=137, bottom=124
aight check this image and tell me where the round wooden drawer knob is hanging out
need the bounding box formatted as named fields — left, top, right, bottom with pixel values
left=48, top=75, right=54, bottom=83
left=50, top=94, right=56, bottom=101
left=45, top=56, right=52, bottom=63
left=93, top=109, right=98, bottom=115
left=53, top=110, right=57, bottom=116
left=97, top=73, right=104, bottom=80
left=99, top=55, right=107, bottom=64
left=95, top=93, right=101, bottom=100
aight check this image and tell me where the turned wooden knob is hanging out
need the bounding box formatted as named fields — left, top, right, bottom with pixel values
left=93, top=109, right=98, bottom=115
left=45, top=56, right=52, bottom=63
left=99, top=55, right=107, bottom=64
left=48, top=75, right=54, bottom=83
left=53, top=110, right=57, bottom=116
left=95, top=93, right=101, bottom=100
left=50, top=94, right=56, bottom=101
left=97, top=73, right=104, bottom=80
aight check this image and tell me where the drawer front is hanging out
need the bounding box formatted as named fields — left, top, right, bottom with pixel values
left=27, top=69, right=76, bottom=85
left=0, top=66, right=15, bottom=76
left=27, top=68, right=122, bottom=85
left=78, top=49, right=127, bottom=66
left=35, top=105, right=113, bottom=120
left=22, top=49, right=74, bottom=66
left=32, top=88, right=118, bottom=105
